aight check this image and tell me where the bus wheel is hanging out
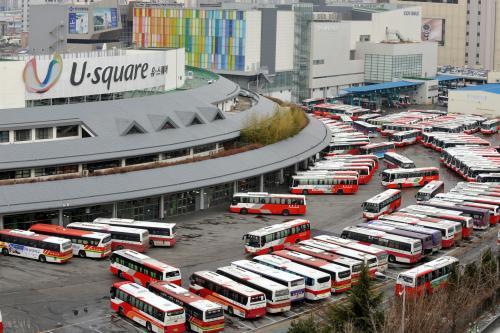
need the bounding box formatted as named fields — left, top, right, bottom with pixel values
left=337, top=189, right=343, bottom=195
left=116, top=245, right=124, bottom=250
left=227, top=307, right=234, bottom=316
left=118, top=270, right=123, bottom=278
left=388, top=255, right=396, bottom=263
left=268, top=247, right=274, bottom=254
left=282, top=209, right=289, bottom=216
left=118, top=307, right=124, bottom=316
left=78, top=250, right=86, bottom=258
left=149, top=240, right=155, bottom=247
left=398, top=184, right=403, bottom=189
left=302, top=190, right=309, bottom=195
left=146, top=322, right=153, bottom=332
left=2, top=248, right=8, bottom=256
left=240, top=208, right=248, bottom=215
left=38, top=255, right=47, bottom=263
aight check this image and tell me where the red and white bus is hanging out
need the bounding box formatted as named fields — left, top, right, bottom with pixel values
left=93, top=218, right=176, bottom=247
left=272, top=250, right=352, bottom=293
left=110, top=281, right=185, bottom=333
left=384, top=152, right=416, bottom=169
left=415, top=180, right=444, bottom=202
left=301, top=239, right=380, bottom=276
left=323, top=156, right=379, bottom=171
left=395, top=256, right=459, bottom=297
left=29, top=223, right=111, bottom=259
left=229, top=192, right=306, bottom=216
left=324, top=141, right=370, bottom=155
left=359, top=142, right=395, bottom=158
left=311, top=235, right=389, bottom=272
left=216, top=266, right=291, bottom=313
left=378, top=214, right=455, bottom=249
left=243, top=219, right=311, bottom=255
left=381, top=167, right=439, bottom=189
left=324, top=154, right=379, bottom=169
left=189, top=271, right=267, bottom=319
left=253, top=254, right=331, bottom=300
left=67, top=222, right=149, bottom=253
left=480, top=118, right=499, bottom=135
left=434, top=193, right=500, bottom=225
left=285, top=244, right=363, bottom=285
left=231, top=260, right=305, bottom=302
left=110, top=249, right=181, bottom=287
left=419, top=199, right=491, bottom=230
left=340, top=227, right=422, bottom=264
left=149, top=282, right=224, bottom=333
left=309, top=164, right=371, bottom=184
left=0, top=310, right=2, bottom=333
left=362, top=189, right=402, bottom=220
left=302, top=97, right=325, bottom=111
left=291, top=174, right=359, bottom=194
left=353, top=121, right=378, bottom=137
left=390, top=129, right=421, bottom=147
left=0, top=229, right=73, bottom=263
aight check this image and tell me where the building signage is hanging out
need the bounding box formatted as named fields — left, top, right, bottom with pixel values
left=23, top=50, right=178, bottom=100
left=68, top=7, right=89, bottom=34
left=422, top=18, right=445, bottom=46
left=404, top=11, right=419, bottom=16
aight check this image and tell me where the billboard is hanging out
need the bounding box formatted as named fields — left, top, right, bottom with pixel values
left=93, top=7, right=118, bottom=31
left=421, top=18, right=445, bottom=46
left=22, top=49, right=184, bottom=100
left=68, top=7, right=89, bottom=34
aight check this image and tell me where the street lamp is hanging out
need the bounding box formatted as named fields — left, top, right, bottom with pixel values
left=375, top=272, right=406, bottom=333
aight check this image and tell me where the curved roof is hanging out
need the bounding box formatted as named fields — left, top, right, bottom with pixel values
left=0, top=116, right=330, bottom=214
left=0, top=76, right=276, bottom=170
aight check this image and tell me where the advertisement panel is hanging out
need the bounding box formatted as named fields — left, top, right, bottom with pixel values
left=68, top=7, right=89, bottom=34
left=93, top=7, right=118, bottom=31
left=421, top=18, right=445, bottom=46
left=23, top=50, right=180, bottom=100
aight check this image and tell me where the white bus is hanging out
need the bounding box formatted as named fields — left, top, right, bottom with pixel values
left=231, top=260, right=305, bottom=302
left=0, top=229, right=73, bottom=263
left=93, top=218, right=176, bottom=247
left=362, top=189, right=402, bottom=220
left=384, top=152, right=416, bottom=169
left=415, top=180, right=444, bottom=202
left=253, top=254, right=331, bottom=300
left=189, top=271, right=267, bottom=319
left=216, top=265, right=291, bottom=313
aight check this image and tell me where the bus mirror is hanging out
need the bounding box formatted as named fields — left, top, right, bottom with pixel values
left=110, top=287, right=116, bottom=297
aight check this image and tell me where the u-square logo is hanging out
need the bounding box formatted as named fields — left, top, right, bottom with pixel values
left=23, top=53, right=63, bottom=93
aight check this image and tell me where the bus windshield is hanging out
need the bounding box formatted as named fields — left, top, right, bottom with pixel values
left=205, top=309, right=224, bottom=320
left=362, top=202, right=379, bottom=213
left=245, top=235, right=262, bottom=247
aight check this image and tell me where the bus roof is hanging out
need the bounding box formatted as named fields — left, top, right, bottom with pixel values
left=0, top=229, right=70, bottom=245
left=29, top=223, right=109, bottom=239
left=364, top=189, right=400, bottom=205
left=192, top=271, right=265, bottom=297
left=113, top=249, right=179, bottom=273
left=343, top=226, right=420, bottom=244
left=311, top=235, right=386, bottom=255
left=302, top=239, right=379, bottom=259
left=67, top=222, right=147, bottom=235
left=114, top=281, right=183, bottom=312
left=231, top=260, right=304, bottom=283
left=384, top=152, right=415, bottom=164
left=382, top=167, right=438, bottom=174
left=149, top=282, right=222, bottom=311
left=217, top=266, right=289, bottom=292
left=245, top=219, right=309, bottom=237
left=274, top=250, right=350, bottom=273
left=254, top=255, right=331, bottom=279
left=398, top=256, right=458, bottom=279
left=93, top=218, right=175, bottom=229
left=233, top=192, right=306, bottom=199
left=417, top=180, right=444, bottom=194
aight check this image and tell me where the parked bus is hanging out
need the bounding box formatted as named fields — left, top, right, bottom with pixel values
left=231, top=260, right=305, bottom=302
left=477, top=173, right=500, bottom=183
left=110, top=281, right=185, bottom=333
left=189, top=271, right=267, bottom=319
left=339, top=115, right=353, bottom=124
left=359, top=142, right=396, bottom=158
left=216, top=266, right=291, bottom=313
left=415, top=180, right=445, bottom=202
left=110, top=249, right=181, bottom=287
left=242, top=219, right=311, bottom=255
left=384, top=152, right=416, bottom=169
left=353, top=121, right=378, bottom=137
left=149, top=282, right=224, bottom=333
left=310, top=235, right=389, bottom=272
left=291, top=175, right=359, bottom=195
left=362, top=189, right=402, bottom=220
left=301, top=239, right=380, bottom=275
left=67, top=222, right=149, bottom=252
left=29, top=223, right=111, bottom=259
left=323, top=157, right=378, bottom=172
left=340, top=227, right=422, bottom=264
left=480, top=118, right=499, bottom=135
left=272, top=250, right=352, bottom=293
left=359, top=223, right=433, bottom=256
left=253, top=254, right=331, bottom=300
left=302, top=97, right=325, bottom=111
left=345, top=108, right=371, bottom=120
left=381, top=167, right=439, bottom=189
left=420, top=199, right=491, bottom=229
left=308, top=165, right=371, bottom=184
left=0, top=229, right=72, bottom=263
left=433, top=193, right=500, bottom=225
left=93, top=218, right=176, bottom=247
left=390, top=129, right=421, bottom=147
left=324, top=154, right=380, bottom=169
left=284, top=244, right=363, bottom=285
left=395, top=256, right=459, bottom=296
left=368, top=220, right=442, bottom=253
left=324, top=141, right=370, bottom=155
left=229, top=192, right=306, bottom=216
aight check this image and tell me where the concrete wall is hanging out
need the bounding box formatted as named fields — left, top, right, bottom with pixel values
left=275, top=10, right=294, bottom=72
left=370, top=6, right=422, bottom=43
left=244, top=10, right=262, bottom=72
left=0, top=60, right=25, bottom=109
left=448, top=89, right=499, bottom=118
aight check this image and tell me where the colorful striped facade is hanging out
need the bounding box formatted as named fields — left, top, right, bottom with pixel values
left=133, top=8, right=247, bottom=71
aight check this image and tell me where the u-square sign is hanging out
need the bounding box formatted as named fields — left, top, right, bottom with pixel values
left=23, top=49, right=183, bottom=100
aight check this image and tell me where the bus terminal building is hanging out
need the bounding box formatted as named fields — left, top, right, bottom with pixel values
left=0, top=49, right=330, bottom=230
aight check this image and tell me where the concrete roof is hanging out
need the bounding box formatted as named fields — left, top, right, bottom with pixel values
left=0, top=76, right=277, bottom=170
left=0, top=116, right=331, bottom=214
left=456, top=84, right=500, bottom=95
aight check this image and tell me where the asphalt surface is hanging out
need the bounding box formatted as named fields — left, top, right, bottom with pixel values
left=0, top=133, right=499, bottom=333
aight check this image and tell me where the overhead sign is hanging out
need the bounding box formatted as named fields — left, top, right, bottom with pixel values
left=23, top=50, right=179, bottom=100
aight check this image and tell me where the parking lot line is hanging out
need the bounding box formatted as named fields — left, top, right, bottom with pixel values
left=38, top=316, right=111, bottom=333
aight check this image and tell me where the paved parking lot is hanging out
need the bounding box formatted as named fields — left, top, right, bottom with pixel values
left=0, top=134, right=498, bottom=333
